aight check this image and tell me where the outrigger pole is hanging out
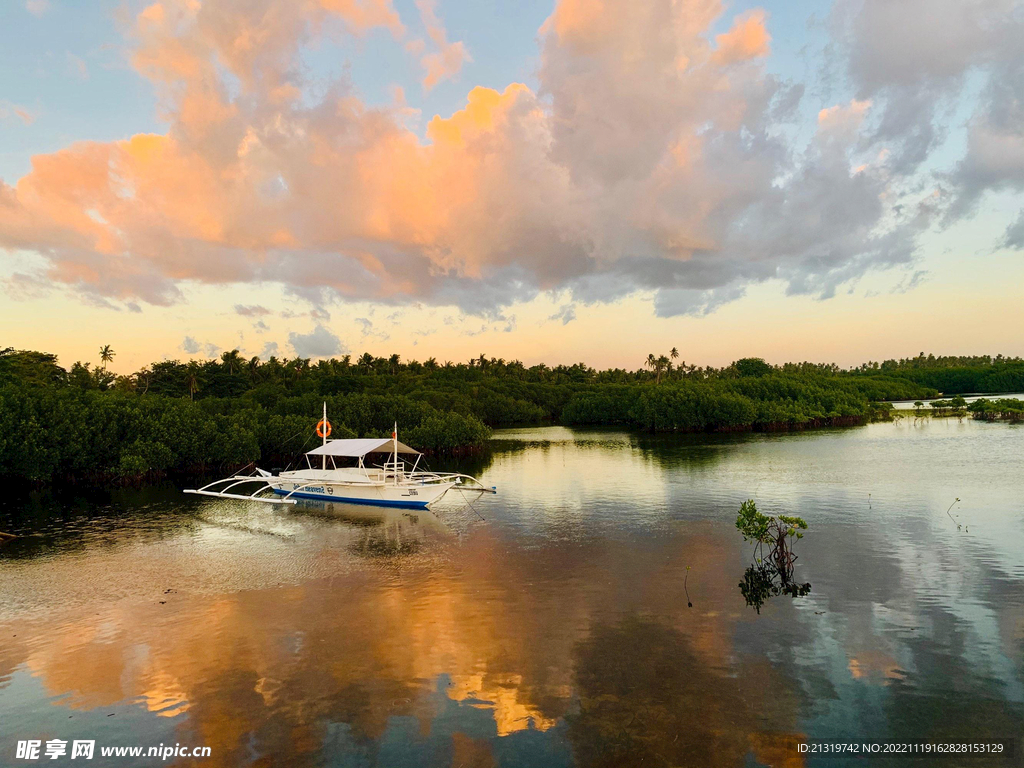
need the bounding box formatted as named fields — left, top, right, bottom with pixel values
left=322, top=401, right=328, bottom=471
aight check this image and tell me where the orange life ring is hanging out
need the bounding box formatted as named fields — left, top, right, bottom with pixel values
left=316, top=418, right=332, bottom=438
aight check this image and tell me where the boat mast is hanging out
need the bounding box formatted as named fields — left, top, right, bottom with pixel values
left=322, top=401, right=327, bottom=471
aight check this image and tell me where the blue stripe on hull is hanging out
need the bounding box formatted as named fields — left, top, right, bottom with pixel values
left=272, top=488, right=431, bottom=509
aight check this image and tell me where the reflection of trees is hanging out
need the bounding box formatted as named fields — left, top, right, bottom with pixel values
left=739, top=564, right=810, bottom=613
left=0, top=483, right=198, bottom=561
left=632, top=432, right=746, bottom=471
left=485, top=429, right=753, bottom=474
left=567, top=616, right=803, bottom=768
left=422, top=448, right=498, bottom=478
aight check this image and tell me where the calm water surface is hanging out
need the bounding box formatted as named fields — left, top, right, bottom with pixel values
left=1, top=420, right=1022, bottom=767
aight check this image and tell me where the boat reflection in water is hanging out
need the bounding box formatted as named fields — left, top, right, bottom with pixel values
left=293, top=497, right=455, bottom=558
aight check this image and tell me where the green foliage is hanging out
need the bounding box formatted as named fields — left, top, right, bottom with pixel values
left=851, top=353, right=1024, bottom=394
left=562, top=371, right=928, bottom=432
left=736, top=499, right=772, bottom=543
left=1, top=345, right=1019, bottom=482
left=967, top=398, right=1024, bottom=421
left=404, top=412, right=490, bottom=452
left=733, top=357, right=773, bottom=378
left=0, top=382, right=490, bottom=482
left=777, top=514, right=808, bottom=539
left=926, top=394, right=970, bottom=418
left=736, top=500, right=807, bottom=544
left=735, top=500, right=811, bottom=613
left=0, top=349, right=66, bottom=386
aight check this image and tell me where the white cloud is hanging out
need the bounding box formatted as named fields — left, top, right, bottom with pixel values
left=288, top=325, right=346, bottom=358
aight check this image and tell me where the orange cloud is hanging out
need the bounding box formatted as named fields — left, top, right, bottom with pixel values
left=415, top=0, right=470, bottom=91
left=713, top=9, right=770, bottom=64
left=818, top=98, right=872, bottom=128
left=0, top=101, right=36, bottom=126
left=541, top=0, right=611, bottom=51
left=318, top=0, right=404, bottom=36
left=0, top=0, right=924, bottom=315
left=427, top=84, right=529, bottom=145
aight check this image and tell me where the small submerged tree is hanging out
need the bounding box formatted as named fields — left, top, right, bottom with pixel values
left=735, top=500, right=811, bottom=613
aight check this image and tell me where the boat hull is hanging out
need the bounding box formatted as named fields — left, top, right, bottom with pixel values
left=270, top=480, right=453, bottom=509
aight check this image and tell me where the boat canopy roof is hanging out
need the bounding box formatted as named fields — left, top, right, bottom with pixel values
left=306, top=438, right=420, bottom=457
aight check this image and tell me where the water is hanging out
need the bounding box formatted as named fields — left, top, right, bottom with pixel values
left=1, top=420, right=1022, bottom=766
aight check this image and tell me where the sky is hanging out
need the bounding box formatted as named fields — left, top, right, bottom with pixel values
left=1, top=0, right=1022, bottom=374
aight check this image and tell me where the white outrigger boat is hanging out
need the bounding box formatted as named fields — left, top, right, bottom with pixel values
left=185, top=405, right=495, bottom=509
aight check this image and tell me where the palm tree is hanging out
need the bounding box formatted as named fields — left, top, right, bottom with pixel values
left=286, top=357, right=310, bottom=381
left=221, top=349, right=243, bottom=375
left=186, top=362, right=203, bottom=401
left=246, top=356, right=262, bottom=385
left=388, top=353, right=401, bottom=375
left=263, top=356, right=283, bottom=382
left=656, top=355, right=670, bottom=384
left=99, top=344, right=115, bottom=370
left=645, top=353, right=656, bottom=379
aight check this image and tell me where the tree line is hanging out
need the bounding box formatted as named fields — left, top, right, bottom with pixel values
left=1, top=345, right=1020, bottom=483
left=850, top=352, right=1024, bottom=394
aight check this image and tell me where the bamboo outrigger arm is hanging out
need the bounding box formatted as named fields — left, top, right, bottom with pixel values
left=184, top=475, right=298, bottom=505
left=409, top=472, right=497, bottom=493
